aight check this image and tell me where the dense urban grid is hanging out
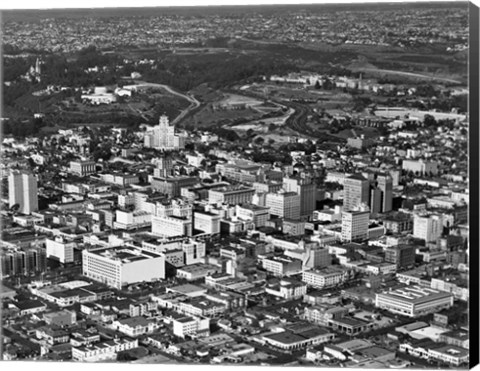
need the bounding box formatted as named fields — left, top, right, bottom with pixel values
left=0, top=2, right=470, bottom=368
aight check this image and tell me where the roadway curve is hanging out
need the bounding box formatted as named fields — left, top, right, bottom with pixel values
left=357, top=68, right=463, bottom=84
left=133, top=80, right=201, bottom=124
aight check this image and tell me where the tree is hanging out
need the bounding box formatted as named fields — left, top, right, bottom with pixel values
left=10, top=204, right=20, bottom=213
left=254, top=137, right=265, bottom=146
left=424, top=114, right=437, bottom=127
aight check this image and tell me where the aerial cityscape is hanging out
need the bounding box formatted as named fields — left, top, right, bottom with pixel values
left=0, top=1, right=472, bottom=368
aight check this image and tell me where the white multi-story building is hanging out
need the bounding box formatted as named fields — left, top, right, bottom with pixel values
left=100, top=173, right=139, bottom=187
left=114, top=210, right=152, bottom=230
left=428, top=345, right=469, bottom=366
left=325, top=172, right=350, bottom=185
left=112, top=316, right=158, bottom=337
left=70, top=160, right=96, bottom=176
left=182, top=239, right=206, bottom=265
left=413, top=213, right=444, bottom=242
left=375, top=285, right=454, bottom=317
left=144, top=115, right=185, bottom=150
left=302, top=267, right=349, bottom=289
left=72, top=338, right=138, bottom=362
left=46, top=237, right=75, bottom=264
left=260, top=256, right=302, bottom=277
left=265, top=191, right=301, bottom=220
left=341, top=209, right=369, bottom=242
left=284, top=246, right=331, bottom=269
left=156, top=199, right=193, bottom=219
left=265, top=278, right=307, bottom=300
left=140, top=237, right=205, bottom=266
left=186, top=154, right=205, bottom=168
left=313, top=206, right=343, bottom=222
left=8, top=170, right=38, bottom=214
left=151, top=215, right=192, bottom=237
left=235, top=204, right=269, bottom=228
left=172, top=316, right=210, bottom=338
left=365, top=263, right=397, bottom=276
left=82, top=246, right=165, bottom=289
left=118, top=193, right=135, bottom=208
left=402, top=159, right=438, bottom=176
left=194, top=211, right=221, bottom=235
left=208, top=186, right=255, bottom=205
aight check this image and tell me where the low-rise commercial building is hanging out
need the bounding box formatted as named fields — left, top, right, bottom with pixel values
left=262, top=327, right=335, bottom=351
left=375, top=285, right=454, bottom=317
left=72, top=338, right=138, bottom=362
left=176, top=263, right=220, bottom=281
left=302, top=267, right=349, bottom=289
left=112, top=316, right=158, bottom=337
left=265, top=278, right=307, bottom=300
left=70, top=160, right=96, bottom=177
left=152, top=215, right=192, bottom=237
left=260, top=255, right=302, bottom=277
left=172, top=316, right=210, bottom=338
left=208, top=186, right=255, bottom=205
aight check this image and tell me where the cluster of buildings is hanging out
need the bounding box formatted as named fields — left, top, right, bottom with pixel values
left=1, top=101, right=469, bottom=367
left=0, top=5, right=471, bottom=361
left=2, top=6, right=467, bottom=53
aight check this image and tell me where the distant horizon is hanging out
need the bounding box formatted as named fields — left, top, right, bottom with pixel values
left=0, top=0, right=468, bottom=12
left=0, top=1, right=468, bottom=22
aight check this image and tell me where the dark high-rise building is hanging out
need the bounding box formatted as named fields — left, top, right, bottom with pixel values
left=385, top=244, right=415, bottom=269
left=1, top=246, right=47, bottom=277
left=370, top=174, right=393, bottom=214
left=343, top=174, right=370, bottom=212
left=283, top=175, right=316, bottom=218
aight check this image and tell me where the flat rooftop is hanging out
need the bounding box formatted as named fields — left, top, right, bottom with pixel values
left=177, top=263, right=218, bottom=273
left=264, top=331, right=306, bottom=345
left=87, top=246, right=161, bottom=263
left=378, top=285, right=453, bottom=304
left=167, top=284, right=205, bottom=295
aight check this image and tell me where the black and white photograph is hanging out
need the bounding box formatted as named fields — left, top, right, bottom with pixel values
left=0, top=0, right=478, bottom=369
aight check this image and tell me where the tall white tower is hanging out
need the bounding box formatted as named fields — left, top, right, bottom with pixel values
left=9, top=171, right=39, bottom=214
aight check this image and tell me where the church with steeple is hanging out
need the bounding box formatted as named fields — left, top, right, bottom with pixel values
left=23, top=57, right=42, bottom=83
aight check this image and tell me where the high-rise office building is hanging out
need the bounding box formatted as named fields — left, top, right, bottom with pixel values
left=341, top=206, right=370, bottom=242
left=343, top=174, right=370, bottom=212
left=1, top=246, right=46, bottom=277
left=151, top=215, right=193, bottom=237
left=153, top=156, right=174, bottom=178
left=9, top=170, right=38, bottom=214
left=370, top=174, right=393, bottom=214
left=413, top=213, right=444, bottom=242
left=283, top=175, right=316, bottom=217
left=385, top=244, right=415, bottom=269
left=144, top=115, right=185, bottom=150
left=266, top=190, right=301, bottom=220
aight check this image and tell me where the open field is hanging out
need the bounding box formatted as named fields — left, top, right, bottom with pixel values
left=180, top=90, right=284, bottom=129
left=354, top=67, right=463, bottom=84
left=217, top=93, right=264, bottom=107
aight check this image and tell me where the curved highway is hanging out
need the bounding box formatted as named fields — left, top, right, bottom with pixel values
left=133, top=80, right=201, bottom=124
